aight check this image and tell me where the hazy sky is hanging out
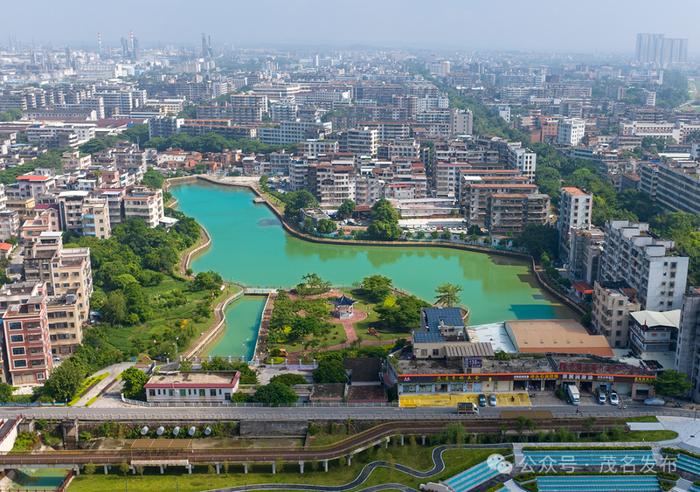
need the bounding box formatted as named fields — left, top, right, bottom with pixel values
left=5, top=0, right=699, bottom=54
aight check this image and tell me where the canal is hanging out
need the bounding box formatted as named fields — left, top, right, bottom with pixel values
left=171, top=182, right=572, bottom=358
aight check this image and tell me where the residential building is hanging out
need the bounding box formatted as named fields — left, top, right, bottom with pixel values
left=307, top=163, right=356, bottom=207
left=144, top=372, right=240, bottom=403
left=591, top=281, right=641, bottom=348
left=304, top=139, right=339, bottom=158
left=556, top=118, right=586, bottom=146
left=558, top=187, right=593, bottom=262
left=124, top=187, right=165, bottom=228
left=81, top=198, right=111, bottom=239
left=148, top=116, right=183, bottom=138
left=639, top=161, right=700, bottom=215
left=0, top=210, right=19, bottom=241
left=485, top=193, right=550, bottom=234
left=635, top=33, right=688, bottom=67
left=57, top=191, right=90, bottom=233
left=507, top=146, right=537, bottom=182
left=23, top=231, right=93, bottom=354
left=345, top=127, right=379, bottom=157
left=629, top=309, right=680, bottom=355
left=229, top=94, right=268, bottom=124
left=0, top=282, right=53, bottom=385
left=675, top=288, right=700, bottom=401
left=568, top=227, right=604, bottom=284
left=599, top=220, right=689, bottom=311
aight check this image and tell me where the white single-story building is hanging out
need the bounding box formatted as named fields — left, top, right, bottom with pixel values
left=144, top=372, right=240, bottom=403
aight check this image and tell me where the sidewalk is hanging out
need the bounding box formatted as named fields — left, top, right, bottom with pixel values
left=72, top=362, right=133, bottom=407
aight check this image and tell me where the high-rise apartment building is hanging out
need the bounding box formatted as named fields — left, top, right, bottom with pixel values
left=599, top=220, right=689, bottom=311
left=675, top=287, right=700, bottom=401
left=557, top=186, right=593, bottom=262
left=591, top=281, right=641, bottom=349
left=556, top=118, right=586, bottom=146
left=635, top=33, right=688, bottom=67
left=0, top=282, right=53, bottom=385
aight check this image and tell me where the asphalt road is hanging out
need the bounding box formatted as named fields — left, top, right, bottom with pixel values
left=0, top=403, right=692, bottom=422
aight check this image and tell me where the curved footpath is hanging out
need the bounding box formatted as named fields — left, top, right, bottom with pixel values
left=205, top=445, right=484, bottom=492
left=168, top=175, right=585, bottom=317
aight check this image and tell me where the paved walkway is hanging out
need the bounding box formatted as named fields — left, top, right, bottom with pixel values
left=330, top=309, right=367, bottom=345
left=72, top=362, right=133, bottom=407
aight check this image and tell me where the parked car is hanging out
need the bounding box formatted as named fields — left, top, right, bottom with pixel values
left=489, top=394, right=498, bottom=406
left=597, top=391, right=607, bottom=404
left=478, top=394, right=487, bottom=407
left=609, top=392, right=620, bottom=406
left=644, top=397, right=666, bottom=406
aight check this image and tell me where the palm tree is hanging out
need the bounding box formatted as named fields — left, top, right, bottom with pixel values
left=435, top=283, right=463, bottom=307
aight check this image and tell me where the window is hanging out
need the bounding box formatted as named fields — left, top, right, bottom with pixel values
left=8, top=322, right=22, bottom=330
left=10, top=335, right=23, bottom=343
left=179, top=389, right=186, bottom=397
left=12, top=347, right=25, bottom=356
left=210, top=389, right=217, bottom=397
left=148, top=389, right=155, bottom=396
left=199, top=389, right=205, bottom=397
left=14, top=360, right=27, bottom=368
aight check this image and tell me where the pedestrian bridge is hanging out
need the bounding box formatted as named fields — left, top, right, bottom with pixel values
left=243, top=287, right=278, bottom=295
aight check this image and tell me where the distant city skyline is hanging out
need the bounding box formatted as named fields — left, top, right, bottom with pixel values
left=2, top=0, right=699, bottom=55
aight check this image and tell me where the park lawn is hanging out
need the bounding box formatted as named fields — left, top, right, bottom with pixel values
left=105, top=277, right=240, bottom=355
left=274, top=321, right=347, bottom=354
left=345, top=288, right=412, bottom=343
left=68, top=444, right=476, bottom=492
left=624, top=430, right=678, bottom=441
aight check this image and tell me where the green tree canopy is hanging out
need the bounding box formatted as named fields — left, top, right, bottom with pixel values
left=316, top=218, right=337, bottom=234
left=359, top=275, right=393, bottom=302
left=121, top=367, right=149, bottom=400
left=270, top=373, right=307, bottom=386
left=376, top=295, right=430, bottom=331
left=251, top=381, right=298, bottom=406
left=335, top=199, right=356, bottom=220
left=654, top=370, right=692, bottom=399
left=191, top=271, right=224, bottom=291
left=367, top=199, right=401, bottom=241
left=434, top=283, right=463, bottom=307
left=312, top=358, right=348, bottom=383
left=512, top=224, right=559, bottom=261
left=142, top=169, right=165, bottom=190
left=41, top=359, right=87, bottom=402
left=0, top=382, right=14, bottom=402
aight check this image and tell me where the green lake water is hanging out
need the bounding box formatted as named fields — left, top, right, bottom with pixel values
left=206, top=296, right=266, bottom=360
left=171, top=182, right=572, bottom=357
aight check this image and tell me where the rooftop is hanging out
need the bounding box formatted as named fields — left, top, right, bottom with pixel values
left=144, top=372, right=239, bottom=389
left=422, top=307, right=465, bottom=332
left=505, top=319, right=614, bottom=357
left=630, top=310, right=681, bottom=329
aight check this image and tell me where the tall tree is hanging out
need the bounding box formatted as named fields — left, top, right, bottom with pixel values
left=435, top=283, right=463, bottom=307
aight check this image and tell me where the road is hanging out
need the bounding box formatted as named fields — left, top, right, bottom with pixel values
left=72, top=362, right=133, bottom=407
left=0, top=403, right=693, bottom=422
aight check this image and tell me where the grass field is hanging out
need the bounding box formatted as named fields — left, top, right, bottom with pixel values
left=67, top=446, right=502, bottom=492
left=105, top=277, right=240, bottom=355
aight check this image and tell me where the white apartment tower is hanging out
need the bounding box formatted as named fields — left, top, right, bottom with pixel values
left=557, top=118, right=586, bottom=146
left=599, top=220, right=689, bottom=311
left=558, top=186, right=593, bottom=263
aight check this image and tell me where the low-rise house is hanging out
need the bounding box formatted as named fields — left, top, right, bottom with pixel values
left=144, top=372, right=240, bottom=403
